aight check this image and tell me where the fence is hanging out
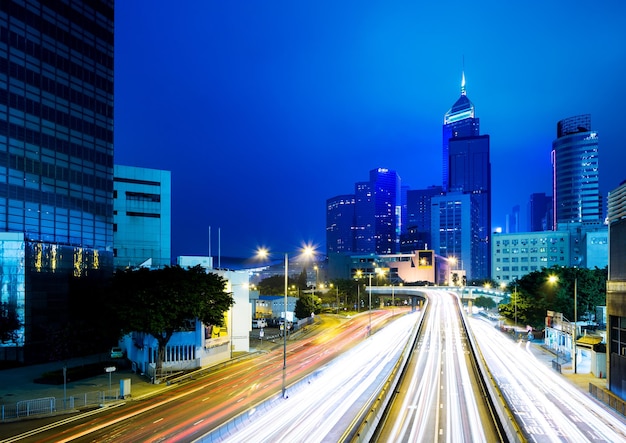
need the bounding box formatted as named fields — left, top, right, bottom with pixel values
left=589, top=383, right=626, bottom=417
left=1, top=388, right=121, bottom=422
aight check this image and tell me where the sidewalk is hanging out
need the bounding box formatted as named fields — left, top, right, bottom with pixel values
left=527, top=340, right=608, bottom=394
left=0, top=321, right=325, bottom=413
left=0, top=353, right=169, bottom=408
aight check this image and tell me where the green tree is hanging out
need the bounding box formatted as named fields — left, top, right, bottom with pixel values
left=295, top=294, right=320, bottom=319
left=297, top=268, right=308, bottom=290
left=474, top=296, right=496, bottom=310
left=110, top=265, right=233, bottom=373
left=257, top=275, right=295, bottom=295
left=498, top=266, right=607, bottom=329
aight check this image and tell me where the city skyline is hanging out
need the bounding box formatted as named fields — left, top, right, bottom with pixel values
left=114, top=1, right=626, bottom=260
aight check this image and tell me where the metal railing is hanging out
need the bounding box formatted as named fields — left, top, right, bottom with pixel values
left=1, top=388, right=121, bottom=422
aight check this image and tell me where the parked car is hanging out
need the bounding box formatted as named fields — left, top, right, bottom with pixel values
left=110, top=347, right=124, bottom=359
left=252, top=319, right=267, bottom=329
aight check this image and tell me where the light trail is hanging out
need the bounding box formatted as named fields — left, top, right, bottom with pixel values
left=378, top=290, right=490, bottom=443
left=208, top=312, right=420, bottom=443
left=469, top=316, right=626, bottom=442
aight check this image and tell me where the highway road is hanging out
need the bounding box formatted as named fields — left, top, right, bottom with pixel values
left=468, top=315, right=626, bottom=443
left=374, top=290, right=502, bottom=442
left=209, top=310, right=421, bottom=442
left=5, top=309, right=407, bottom=443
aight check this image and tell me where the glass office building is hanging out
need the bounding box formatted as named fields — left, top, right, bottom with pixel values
left=551, top=114, right=601, bottom=226
left=0, top=1, right=114, bottom=362
left=441, top=74, right=491, bottom=281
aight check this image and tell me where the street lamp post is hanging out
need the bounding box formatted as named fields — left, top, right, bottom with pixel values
left=355, top=270, right=363, bottom=312
left=282, top=252, right=288, bottom=396
left=514, top=284, right=518, bottom=328
left=256, top=245, right=315, bottom=398
left=548, top=273, right=578, bottom=374
left=368, top=273, right=373, bottom=335
left=573, top=275, right=578, bottom=374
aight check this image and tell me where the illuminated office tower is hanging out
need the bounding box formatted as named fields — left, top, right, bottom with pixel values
left=441, top=73, right=491, bottom=280
left=326, top=168, right=401, bottom=256
left=0, top=1, right=114, bottom=362
left=354, top=168, right=401, bottom=254
left=551, top=114, right=602, bottom=226
left=326, top=194, right=356, bottom=254
left=442, top=72, right=480, bottom=192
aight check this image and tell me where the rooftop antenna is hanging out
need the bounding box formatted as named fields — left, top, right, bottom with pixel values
left=461, top=55, right=466, bottom=96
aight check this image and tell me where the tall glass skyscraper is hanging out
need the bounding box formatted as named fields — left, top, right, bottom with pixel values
left=439, top=74, right=491, bottom=281
left=0, top=1, right=114, bottom=362
left=326, top=168, right=401, bottom=256
left=326, top=194, right=356, bottom=254
left=442, top=72, right=480, bottom=192
left=551, top=114, right=601, bottom=226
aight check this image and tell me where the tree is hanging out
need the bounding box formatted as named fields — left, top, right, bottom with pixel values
left=474, top=296, right=496, bottom=310
left=110, top=265, right=233, bottom=373
left=295, top=294, right=320, bottom=319
left=498, top=266, right=607, bottom=329
left=258, top=275, right=294, bottom=295
left=0, top=302, right=21, bottom=345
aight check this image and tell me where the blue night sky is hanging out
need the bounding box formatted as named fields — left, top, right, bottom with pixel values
left=114, top=1, right=626, bottom=261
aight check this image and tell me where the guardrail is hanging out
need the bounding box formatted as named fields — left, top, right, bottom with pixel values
left=340, top=302, right=427, bottom=442
left=1, top=389, right=121, bottom=422
left=459, top=303, right=526, bottom=443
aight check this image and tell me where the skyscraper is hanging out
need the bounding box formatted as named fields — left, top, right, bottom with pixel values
left=326, top=168, right=401, bottom=256
left=528, top=192, right=553, bottom=232
left=440, top=74, right=491, bottom=281
left=0, top=1, right=114, bottom=362
left=442, top=72, right=480, bottom=192
left=551, top=114, right=601, bottom=226
left=355, top=168, right=401, bottom=254
left=401, top=185, right=443, bottom=252
left=326, top=194, right=356, bottom=254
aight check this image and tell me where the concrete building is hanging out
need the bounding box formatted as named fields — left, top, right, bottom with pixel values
left=0, top=1, right=115, bottom=362
left=606, top=180, right=626, bottom=400
left=327, top=249, right=449, bottom=287
left=492, top=231, right=570, bottom=286
left=113, top=165, right=171, bottom=269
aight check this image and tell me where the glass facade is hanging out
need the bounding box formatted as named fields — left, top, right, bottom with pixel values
left=441, top=76, right=491, bottom=281
left=326, top=194, right=356, bottom=254
left=552, top=114, right=601, bottom=225
left=0, top=1, right=114, bottom=360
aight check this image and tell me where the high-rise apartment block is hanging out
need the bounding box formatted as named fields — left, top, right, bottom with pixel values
left=0, top=1, right=114, bottom=362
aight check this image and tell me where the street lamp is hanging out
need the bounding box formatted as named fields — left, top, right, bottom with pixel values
left=548, top=273, right=578, bottom=374
left=330, top=283, right=339, bottom=314
left=448, top=256, right=458, bottom=286
left=355, top=269, right=363, bottom=312
left=256, top=245, right=315, bottom=398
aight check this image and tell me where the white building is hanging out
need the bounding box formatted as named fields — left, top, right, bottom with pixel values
left=121, top=265, right=251, bottom=379
left=113, top=165, right=171, bottom=269
left=492, top=230, right=570, bottom=286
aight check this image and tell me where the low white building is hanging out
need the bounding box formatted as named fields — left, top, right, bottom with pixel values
left=121, top=265, right=251, bottom=379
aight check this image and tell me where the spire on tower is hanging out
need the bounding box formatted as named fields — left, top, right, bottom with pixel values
left=461, top=56, right=466, bottom=96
